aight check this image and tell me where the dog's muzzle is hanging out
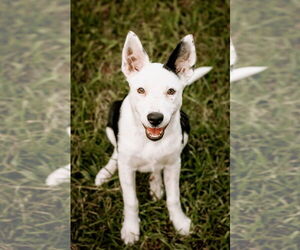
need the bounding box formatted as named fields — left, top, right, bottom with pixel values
left=144, top=112, right=167, bottom=141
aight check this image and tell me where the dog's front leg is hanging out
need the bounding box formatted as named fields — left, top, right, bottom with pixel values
left=164, top=161, right=191, bottom=235
left=118, top=164, right=140, bottom=245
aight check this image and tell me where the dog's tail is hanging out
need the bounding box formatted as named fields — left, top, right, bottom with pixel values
left=187, top=67, right=212, bottom=85
left=95, top=149, right=118, bottom=186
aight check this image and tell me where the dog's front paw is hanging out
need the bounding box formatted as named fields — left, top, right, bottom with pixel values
left=172, top=214, right=191, bottom=235
left=121, top=218, right=140, bottom=245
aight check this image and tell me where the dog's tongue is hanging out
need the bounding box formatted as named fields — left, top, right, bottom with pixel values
left=147, top=127, right=163, bottom=136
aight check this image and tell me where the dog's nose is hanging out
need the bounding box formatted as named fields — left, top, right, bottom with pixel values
left=147, top=112, right=164, bottom=126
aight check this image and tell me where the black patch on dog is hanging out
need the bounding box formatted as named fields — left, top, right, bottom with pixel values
left=163, top=41, right=183, bottom=75
left=107, top=99, right=124, bottom=142
left=180, top=110, right=190, bottom=143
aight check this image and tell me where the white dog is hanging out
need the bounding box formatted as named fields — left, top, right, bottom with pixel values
left=95, top=31, right=212, bottom=244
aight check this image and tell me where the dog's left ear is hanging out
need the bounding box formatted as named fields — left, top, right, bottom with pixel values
left=164, top=34, right=196, bottom=81
left=122, top=31, right=150, bottom=78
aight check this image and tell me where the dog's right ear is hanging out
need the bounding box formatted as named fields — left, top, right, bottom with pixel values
left=122, top=31, right=150, bottom=78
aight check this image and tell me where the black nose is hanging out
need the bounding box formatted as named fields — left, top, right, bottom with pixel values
left=147, top=112, right=164, bottom=126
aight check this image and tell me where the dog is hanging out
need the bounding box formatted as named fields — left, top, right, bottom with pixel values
left=95, top=31, right=212, bottom=245
left=230, top=38, right=267, bottom=82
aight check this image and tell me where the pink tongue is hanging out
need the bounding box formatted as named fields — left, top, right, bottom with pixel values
left=147, top=127, right=163, bottom=135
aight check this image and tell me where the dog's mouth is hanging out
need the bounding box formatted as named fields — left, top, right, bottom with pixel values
left=143, top=125, right=167, bottom=141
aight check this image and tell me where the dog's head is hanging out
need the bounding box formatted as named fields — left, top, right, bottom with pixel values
left=121, top=31, right=211, bottom=141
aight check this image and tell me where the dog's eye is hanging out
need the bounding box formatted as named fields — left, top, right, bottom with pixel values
left=137, top=87, right=145, bottom=94
left=167, top=88, right=176, bottom=95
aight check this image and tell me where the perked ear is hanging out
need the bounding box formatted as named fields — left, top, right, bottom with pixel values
left=122, top=31, right=150, bottom=78
left=164, top=35, right=196, bottom=80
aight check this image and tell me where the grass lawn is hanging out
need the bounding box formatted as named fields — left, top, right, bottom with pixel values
left=231, top=0, right=300, bottom=249
left=0, top=0, right=70, bottom=249
left=71, top=0, right=229, bottom=249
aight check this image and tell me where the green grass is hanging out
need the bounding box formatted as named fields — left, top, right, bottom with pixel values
left=72, top=0, right=229, bottom=249
left=0, top=0, right=70, bottom=249
left=231, top=0, right=300, bottom=249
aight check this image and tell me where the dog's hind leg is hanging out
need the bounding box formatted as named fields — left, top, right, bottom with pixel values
left=95, top=127, right=118, bottom=186
left=149, top=171, right=164, bottom=200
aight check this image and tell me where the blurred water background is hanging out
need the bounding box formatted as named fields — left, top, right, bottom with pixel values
left=0, top=1, right=70, bottom=248
left=231, top=0, right=300, bottom=248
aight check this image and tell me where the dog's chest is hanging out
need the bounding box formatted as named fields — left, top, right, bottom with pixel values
left=132, top=139, right=181, bottom=172
left=119, top=134, right=182, bottom=172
